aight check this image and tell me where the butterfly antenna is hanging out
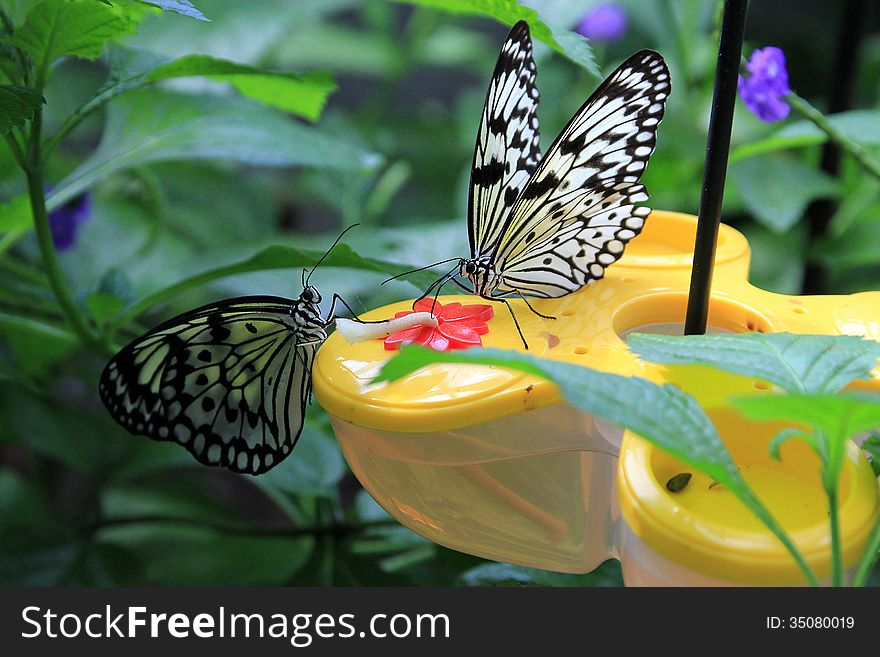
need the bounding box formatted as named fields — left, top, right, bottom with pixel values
left=381, top=258, right=462, bottom=285
left=305, top=223, right=360, bottom=286
left=412, top=265, right=460, bottom=315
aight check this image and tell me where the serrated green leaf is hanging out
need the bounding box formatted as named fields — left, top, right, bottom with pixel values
left=626, top=333, right=880, bottom=394
left=135, top=0, right=207, bottom=21
left=733, top=393, right=880, bottom=487
left=12, top=0, right=140, bottom=74
left=48, top=90, right=380, bottom=210
left=374, top=345, right=816, bottom=583
left=392, top=0, right=598, bottom=75
left=729, top=155, right=839, bottom=233
left=110, top=242, right=439, bottom=327
left=768, top=428, right=812, bottom=461
left=0, top=85, right=44, bottom=134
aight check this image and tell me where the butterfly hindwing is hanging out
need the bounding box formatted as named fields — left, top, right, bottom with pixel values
left=490, top=50, right=670, bottom=297
left=99, top=296, right=325, bottom=475
left=468, top=20, right=541, bottom=258
left=494, top=183, right=651, bottom=297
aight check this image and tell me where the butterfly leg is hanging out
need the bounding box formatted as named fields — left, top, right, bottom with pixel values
left=515, top=292, right=556, bottom=320
left=481, top=295, right=529, bottom=350
left=326, top=293, right=402, bottom=327
left=448, top=278, right=530, bottom=349
left=326, top=293, right=363, bottom=324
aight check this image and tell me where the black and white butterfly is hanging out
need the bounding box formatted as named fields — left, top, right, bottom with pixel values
left=99, top=238, right=354, bottom=475
left=416, top=21, right=670, bottom=345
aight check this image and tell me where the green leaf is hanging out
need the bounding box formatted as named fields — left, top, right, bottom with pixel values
left=61, top=47, right=336, bottom=132
left=0, top=193, right=31, bottom=232
left=0, top=312, right=77, bottom=377
left=47, top=90, right=381, bottom=210
left=627, top=332, right=880, bottom=394
left=729, top=155, right=839, bottom=233
left=863, top=433, right=880, bottom=477
left=11, top=0, right=140, bottom=74
left=110, top=242, right=439, bottom=327
left=135, top=0, right=207, bottom=21
left=732, top=110, right=880, bottom=162
left=812, top=208, right=880, bottom=270
left=0, top=468, right=79, bottom=585
left=258, top=426, right=346, bottom=498
left=0, top=85, right=44, bottom=134
left=99, top=524, right=313, bottom=585
left=375, top=345, right=815, bottom=582
left=768, top=428, right=812, bottom=461
left=218, top=70, right=335, bottom=123
left=733, top=393, right=880, bottom=486
left=147, top=55, right=335, bottom=121
left=392, top=0, right=598, bottom=75
left=86, top=291, right=126, bottom=325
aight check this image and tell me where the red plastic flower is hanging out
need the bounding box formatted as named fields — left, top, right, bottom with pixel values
left=383, top=298, right=494, bottom=351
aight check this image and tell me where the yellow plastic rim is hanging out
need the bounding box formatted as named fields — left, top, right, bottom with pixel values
left=617, top=426, right=880, bottom=584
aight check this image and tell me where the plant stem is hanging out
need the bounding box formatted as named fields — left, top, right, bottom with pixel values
left=739, top=486, right=819, bottom=586
left=4, top=133, right=27, bottom=169
left=852, top=517, right=880, bottom=586
left=827, top=484, right=843, bottom=586
left=786, top=93, right=880, bottom=182
left=24, top=108, right=103, bottom=352
left=0, top=229, right=25, bottom=256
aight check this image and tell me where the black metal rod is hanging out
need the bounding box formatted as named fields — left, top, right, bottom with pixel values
left=684, top=0, right=749, bottom=335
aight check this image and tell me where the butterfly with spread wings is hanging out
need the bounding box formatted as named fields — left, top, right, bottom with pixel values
left=418, top=21, right=670, bottom=346
left=99, top=236, right=355, bottom=475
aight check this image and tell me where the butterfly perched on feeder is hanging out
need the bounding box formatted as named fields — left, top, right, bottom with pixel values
left=99, top=233, right=355, bottom=475
left=411, top=21, right=670, bottom=346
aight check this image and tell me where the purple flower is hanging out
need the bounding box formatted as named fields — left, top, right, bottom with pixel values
left=738, top=47, right=791, bottom=122
left=48, top=193, right=91, bottom=251
left=576, top=4, right=628, bottom=43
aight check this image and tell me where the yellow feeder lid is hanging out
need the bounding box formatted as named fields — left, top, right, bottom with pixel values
left=313, top=210, right=880, bottom=432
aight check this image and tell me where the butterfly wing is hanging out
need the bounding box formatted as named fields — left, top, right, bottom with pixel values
left=99, top=296, right=325, bottom=475
left=468, top=19, right=541, bottom=258
left=490, top=50, right=670, bottom=297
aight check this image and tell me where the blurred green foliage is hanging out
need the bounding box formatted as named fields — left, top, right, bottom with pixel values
left=1, top=0, right=879, bottom=586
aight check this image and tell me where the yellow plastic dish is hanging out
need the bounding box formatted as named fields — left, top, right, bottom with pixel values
left=618, top=408, right=880, bottom=585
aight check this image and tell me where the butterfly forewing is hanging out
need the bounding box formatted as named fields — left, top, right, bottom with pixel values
left=491, top=50, right=670, bottom=297
left=468, top=20, right=541, bottom=257
left=99, top=296, right=325, bottom=475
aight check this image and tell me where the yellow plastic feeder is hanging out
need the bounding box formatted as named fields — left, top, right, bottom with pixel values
left=313, top=210, right=880, bottom=585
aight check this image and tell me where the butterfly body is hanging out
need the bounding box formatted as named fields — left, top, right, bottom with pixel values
left=100, top=286, right=328, bottom=475
left=455, top=21, right=670, bottom=309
